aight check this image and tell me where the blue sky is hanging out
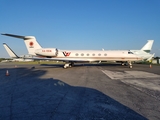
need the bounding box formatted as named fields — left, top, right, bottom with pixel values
left=0, top=0, right=160, bottom=58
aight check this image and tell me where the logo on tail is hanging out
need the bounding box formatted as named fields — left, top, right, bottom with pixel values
left=29, top=42, right=34, bottom=48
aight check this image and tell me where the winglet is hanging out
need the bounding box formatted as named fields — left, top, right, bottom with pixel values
left=3, top=43, right=19, bottom=58
left=146, top=53, right=155, bottom=61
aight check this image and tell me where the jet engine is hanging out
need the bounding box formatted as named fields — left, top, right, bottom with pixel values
left=35, top=48, right=58, bottom=57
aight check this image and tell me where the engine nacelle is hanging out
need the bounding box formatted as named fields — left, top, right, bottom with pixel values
left=35, top=48, right=58, bottom=57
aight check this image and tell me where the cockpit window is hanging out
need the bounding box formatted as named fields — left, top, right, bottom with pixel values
left=128, top=51, right=133, bottom=54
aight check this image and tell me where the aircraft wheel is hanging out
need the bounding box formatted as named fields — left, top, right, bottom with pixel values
left=64, top=66, right=67, bottom=69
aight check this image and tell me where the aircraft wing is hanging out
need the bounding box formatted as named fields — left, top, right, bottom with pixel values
left=1, top=33, right=31, bottom=39
left=25, top=57, right=95, bottom=62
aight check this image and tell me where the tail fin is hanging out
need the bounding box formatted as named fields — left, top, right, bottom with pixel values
left=1, top=33, right=42, bottom=55
left=141, top=40, right=154, bottom=53
left=3, top=43, right=19, bottom=58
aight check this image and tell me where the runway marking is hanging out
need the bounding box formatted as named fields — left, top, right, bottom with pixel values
left=101, top=70, right=160, bottom=80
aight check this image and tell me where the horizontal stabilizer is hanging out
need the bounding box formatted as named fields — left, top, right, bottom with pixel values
left=1, top=33, right=35, bottom=40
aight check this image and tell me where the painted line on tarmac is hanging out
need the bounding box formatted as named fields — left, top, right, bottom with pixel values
left=121, top=80, right=160, bottom=101
left=101, top=70, right=160, bottom=80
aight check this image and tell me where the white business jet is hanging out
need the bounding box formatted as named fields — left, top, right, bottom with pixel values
left=1, top=33, right=143, bottom=68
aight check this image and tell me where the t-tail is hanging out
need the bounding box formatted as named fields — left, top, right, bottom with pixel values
left=141, top=40, right=154, bottom=53
left=1, top=33, right=42, bottom=55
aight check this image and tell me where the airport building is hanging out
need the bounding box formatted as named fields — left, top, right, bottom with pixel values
left=152, top=57, right=160, bottom=64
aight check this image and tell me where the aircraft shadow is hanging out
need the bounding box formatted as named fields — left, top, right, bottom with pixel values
left=0, top=67, right=147, bottom=120
left=40, top=63, right=123, bottom=68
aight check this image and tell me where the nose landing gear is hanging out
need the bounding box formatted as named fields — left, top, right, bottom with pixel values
left=63, top=62, right=74, bottom=68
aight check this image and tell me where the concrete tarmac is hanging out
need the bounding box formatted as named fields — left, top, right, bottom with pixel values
left=0, top=63, right=160, bottom=120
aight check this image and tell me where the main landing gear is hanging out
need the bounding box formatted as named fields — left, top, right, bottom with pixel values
left=63, top=62, right=74, bottom=69
left=121, top=62, right=127, bottom=66
left=128, top=61, right=132, bottom=68
left=121, top=61, right=133, bottom=68
left=63, top=61, right=133, bottom=69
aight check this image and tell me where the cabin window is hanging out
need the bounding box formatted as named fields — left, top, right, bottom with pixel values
left=92, top=53, right=95, bottom=56
left=81, top=53, right=84, bottom=56
left=98, top=54, right=101, bottom=56
left=104, top=53, right=107, bottom=56
left=75, top=53, right=78, bottom=56
left=87, top=54, right=89, bottom=56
